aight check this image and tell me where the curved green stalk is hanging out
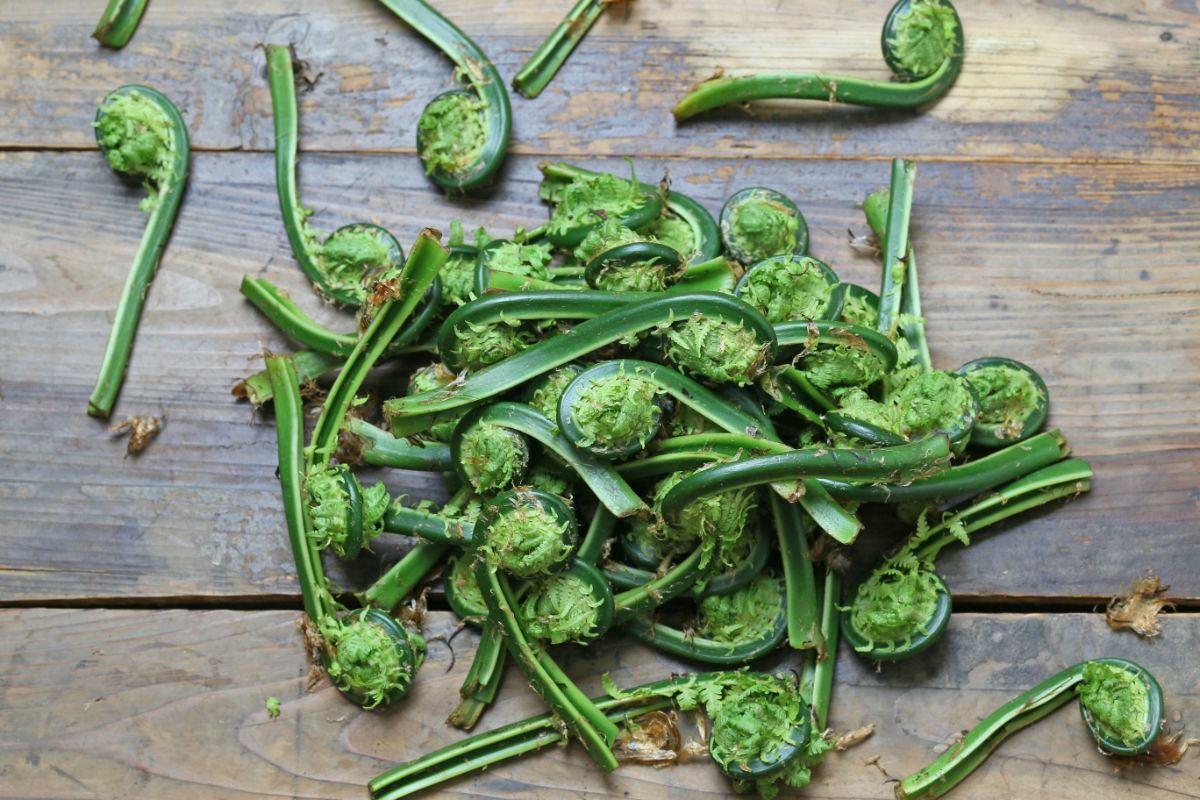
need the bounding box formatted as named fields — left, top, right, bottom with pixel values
left=452, top=402, right=647, bottom=518
left=610, top=546, right=708, bottom=624
left=673, top=0, right=963, bottom=120
left=309, top=231, right=448, bottom=465
left=660, top=436, right=952, bottom=524
left=88, top=85, right=189, bottom=418
left=386, top=292, right=777, bottom=436
left=348, top=417, right=452, bottom=471
left=234, top=349, right=343, bottom=407
left=267, top=45, right=405, bottom=306
left=92, top=0, right=148, bottom=48
left=513, top=0, right=611, bottom=98
left=897, top=658, right=1164, bottom=799
left=383, top=504, right=473, bottom=545
left=265, top=355, right=333, bottom=623
left=843, top=458, right=1092, bottom=660
left=359, top=541, right=451, bottom=612
left=377, top=0, right=511, bottom=190
left=626, top=604, right=786, bottom=666
left=240, top=275, right=442, bottom=357
left=370, top=671, right=813, bottom=797
left=816, top=429, right=1068, bottom=503
left=577, top=506, right=616, bottom=564
left=773, top=320, right=899, bottom=372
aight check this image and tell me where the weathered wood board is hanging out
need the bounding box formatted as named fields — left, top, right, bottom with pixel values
left=2, top=0, right=1198, bottom=162
left=1, top=150, right=1197, bottom=603
left=0, top=609, right=1196, bottom=799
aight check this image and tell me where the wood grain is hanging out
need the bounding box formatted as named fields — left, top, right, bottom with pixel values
left=1, top=150, right=1197, bottom=604
left=2, top=0, right=1197, bottom=162
left=0, top=608, right=1197, bottom=799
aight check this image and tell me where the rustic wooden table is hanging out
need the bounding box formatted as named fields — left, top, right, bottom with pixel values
left=2, top=1, right=1199, bottom=797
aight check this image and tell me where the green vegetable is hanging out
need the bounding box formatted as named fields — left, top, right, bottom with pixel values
left=734, top=255, right=838, bottom=322
left=519, top=561, right=613, bottom=644
left=88, top=86, right=189, bottom=418
left=378, top=0, right=512, bottom=190
left=541, top=162, right=721, bottom=263
left=897, top=658, right=1164, bottom=798
left=93, top=0, right=148, bottom=48
left=239, top=275, right=441, bottom=359
left=720, top=188, right=807, bottom=264
left=559, top=365, right=664, bottom=457
left=304, top=462, right=389, bottom=560
left=627, top=573, right=788, bottom=665
left=387, top=292, right=777, bottom=436
left=843, top=458, right=1093, bottom=660
left=512, top=0, right=614, bottom=98
left=955, top=357, right=1050, bottom=447
left=450, top=402, right=647, bottom=518
left=471, top=491, right=619, bottom=770
left=307, top=230, right=448, bottom=466
left=673, top=0, right=963, bottom=119
left=266, top=45, right=405, bottom=306
left=264, top=356, right=424, bottom=710
left=536, top=164, right=663, bottom=248
left=475, top=490, right=576, bottom=578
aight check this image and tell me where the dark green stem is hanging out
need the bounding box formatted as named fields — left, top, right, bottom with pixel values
left=812, top=568, right=840, bottom=730
left=92, top=0, right=148, bottom=48
left=816, top=429, right=1068, bottom=504
left=387, top=292, right=776, bottom=436
left=513, top=0, right=610, bottom=98
left=234, top=349, right=343, bottom=406
left=448, top=620, right=507, bottom=730
left=660, top=436, right=952, bottom=524
left=348, top=417, right=452, bottom=471
left=770, top=493, right=819, bottom=649
left=877, top=158, right=915, bottom=345
left=359, top=541, right=451, bottom=612
left=265, top=355, right=332, bottom=623
left=475, top=566, right=619, bottom=770
left=865, top=187, right=932, bottom=370
left=309, top=231, right=448, bottom=466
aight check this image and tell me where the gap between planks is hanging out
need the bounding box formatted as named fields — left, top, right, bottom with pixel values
left=2, top=141, right=1199, bottom=168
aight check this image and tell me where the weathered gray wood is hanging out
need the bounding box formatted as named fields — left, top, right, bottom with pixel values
left=1, top=151, right=1197, bottom=603
left=0, top=609, right=1196, bottom=799
left=2, top=0, right=1198, bottom=162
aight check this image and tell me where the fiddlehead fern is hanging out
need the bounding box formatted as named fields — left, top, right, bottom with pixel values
left=266, top=45, right=405, bottom=306
left=378, top=0, right=511, bottom=191
left=88, top=85, right=189, bottom=418
left=720, top=188, right=808, bottom=265
left=673, top=0, right=964, bottom=120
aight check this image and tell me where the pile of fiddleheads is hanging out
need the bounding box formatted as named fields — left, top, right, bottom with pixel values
left=228, top=149, right=1154, bottom=797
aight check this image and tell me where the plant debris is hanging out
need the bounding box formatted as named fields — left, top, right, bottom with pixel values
left=1106, top=576, right=1173, bottom=638
left=110, top=415, right=162, bottom=455
left=265, top=696, right=281, bottom=719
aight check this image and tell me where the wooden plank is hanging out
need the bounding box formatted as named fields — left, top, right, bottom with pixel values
left=0, top=608, right=1197, bottom=799
left=1, top=151, right=1197, bottom=603
left=2, top=0, right=1198, bottom=162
